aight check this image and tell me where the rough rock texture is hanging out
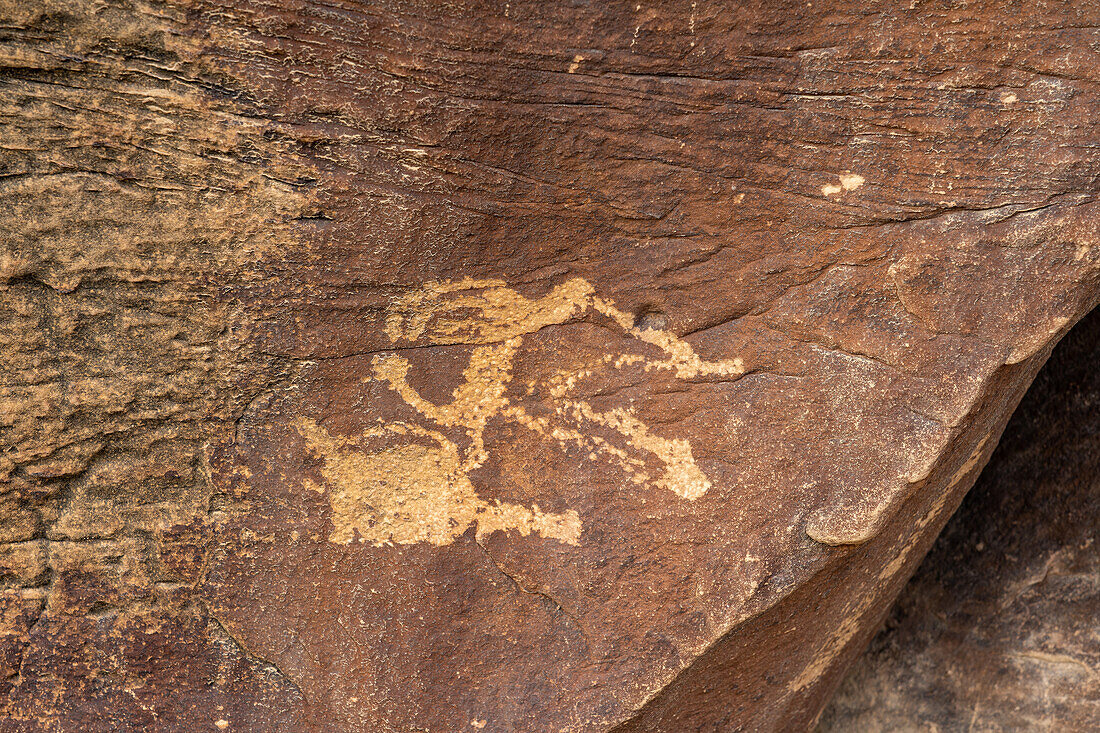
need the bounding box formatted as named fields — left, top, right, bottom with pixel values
left=0, top=0, right=311, bottom=728
left=1, top=1, right=1099, bottom=731
left=820, top=306, right=1100, bottom=732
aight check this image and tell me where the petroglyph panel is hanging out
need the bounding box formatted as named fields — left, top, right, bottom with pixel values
left=15, top=0, right=1100, bottom=729
left=295, top=277, right=746, bottom=547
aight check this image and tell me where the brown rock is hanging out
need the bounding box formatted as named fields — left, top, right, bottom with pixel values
left=1, top=0, right=1098, bottom=730
left=820, top=306, right=1100, bottom=732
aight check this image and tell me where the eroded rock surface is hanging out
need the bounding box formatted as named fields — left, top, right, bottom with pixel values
left=2, top=1, right=1099, bottom=730
left=820, top=306, right=1100, bottom=732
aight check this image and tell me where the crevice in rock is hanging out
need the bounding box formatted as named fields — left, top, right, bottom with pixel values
left=473, top=537, right=595, bottom=660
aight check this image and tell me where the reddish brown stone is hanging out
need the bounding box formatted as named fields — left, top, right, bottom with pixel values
left=821, top=307, right=1100, bottom=732
left=1, top=0, right=1099, bottom=730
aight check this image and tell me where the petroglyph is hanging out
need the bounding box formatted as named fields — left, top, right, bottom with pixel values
left=297, top=277, right=745, bottom=547
left=295, top=418, right=582, bottom=547
left=384, top=277, right=595, bottom=345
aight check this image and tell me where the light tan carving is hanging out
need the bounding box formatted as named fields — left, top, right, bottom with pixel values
left=295, top=418, right=582, bottom=547
left=297, top=277, right=744, bottom=547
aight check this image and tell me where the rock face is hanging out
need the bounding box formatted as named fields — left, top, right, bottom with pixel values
left=820, top=306, right=1100, bottom=732
left=1, top=1, right=1098, bottom=730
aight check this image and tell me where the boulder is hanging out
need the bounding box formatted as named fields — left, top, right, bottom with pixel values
left=1, top=0, right=1098, bottom=730
left=821, top=307, right=1100, bottom=732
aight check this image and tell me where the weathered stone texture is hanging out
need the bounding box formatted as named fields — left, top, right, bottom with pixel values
left=0, top=0, right=310, bottom=728
left=1, top=0, right=1099, bottom=730
left=821, top=306, right=1100, bottom=732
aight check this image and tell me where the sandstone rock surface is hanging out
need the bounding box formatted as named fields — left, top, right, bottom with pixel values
left=821, top=307, right=1100, bottom=732
left=1, top=1, right=1099, bottom=730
